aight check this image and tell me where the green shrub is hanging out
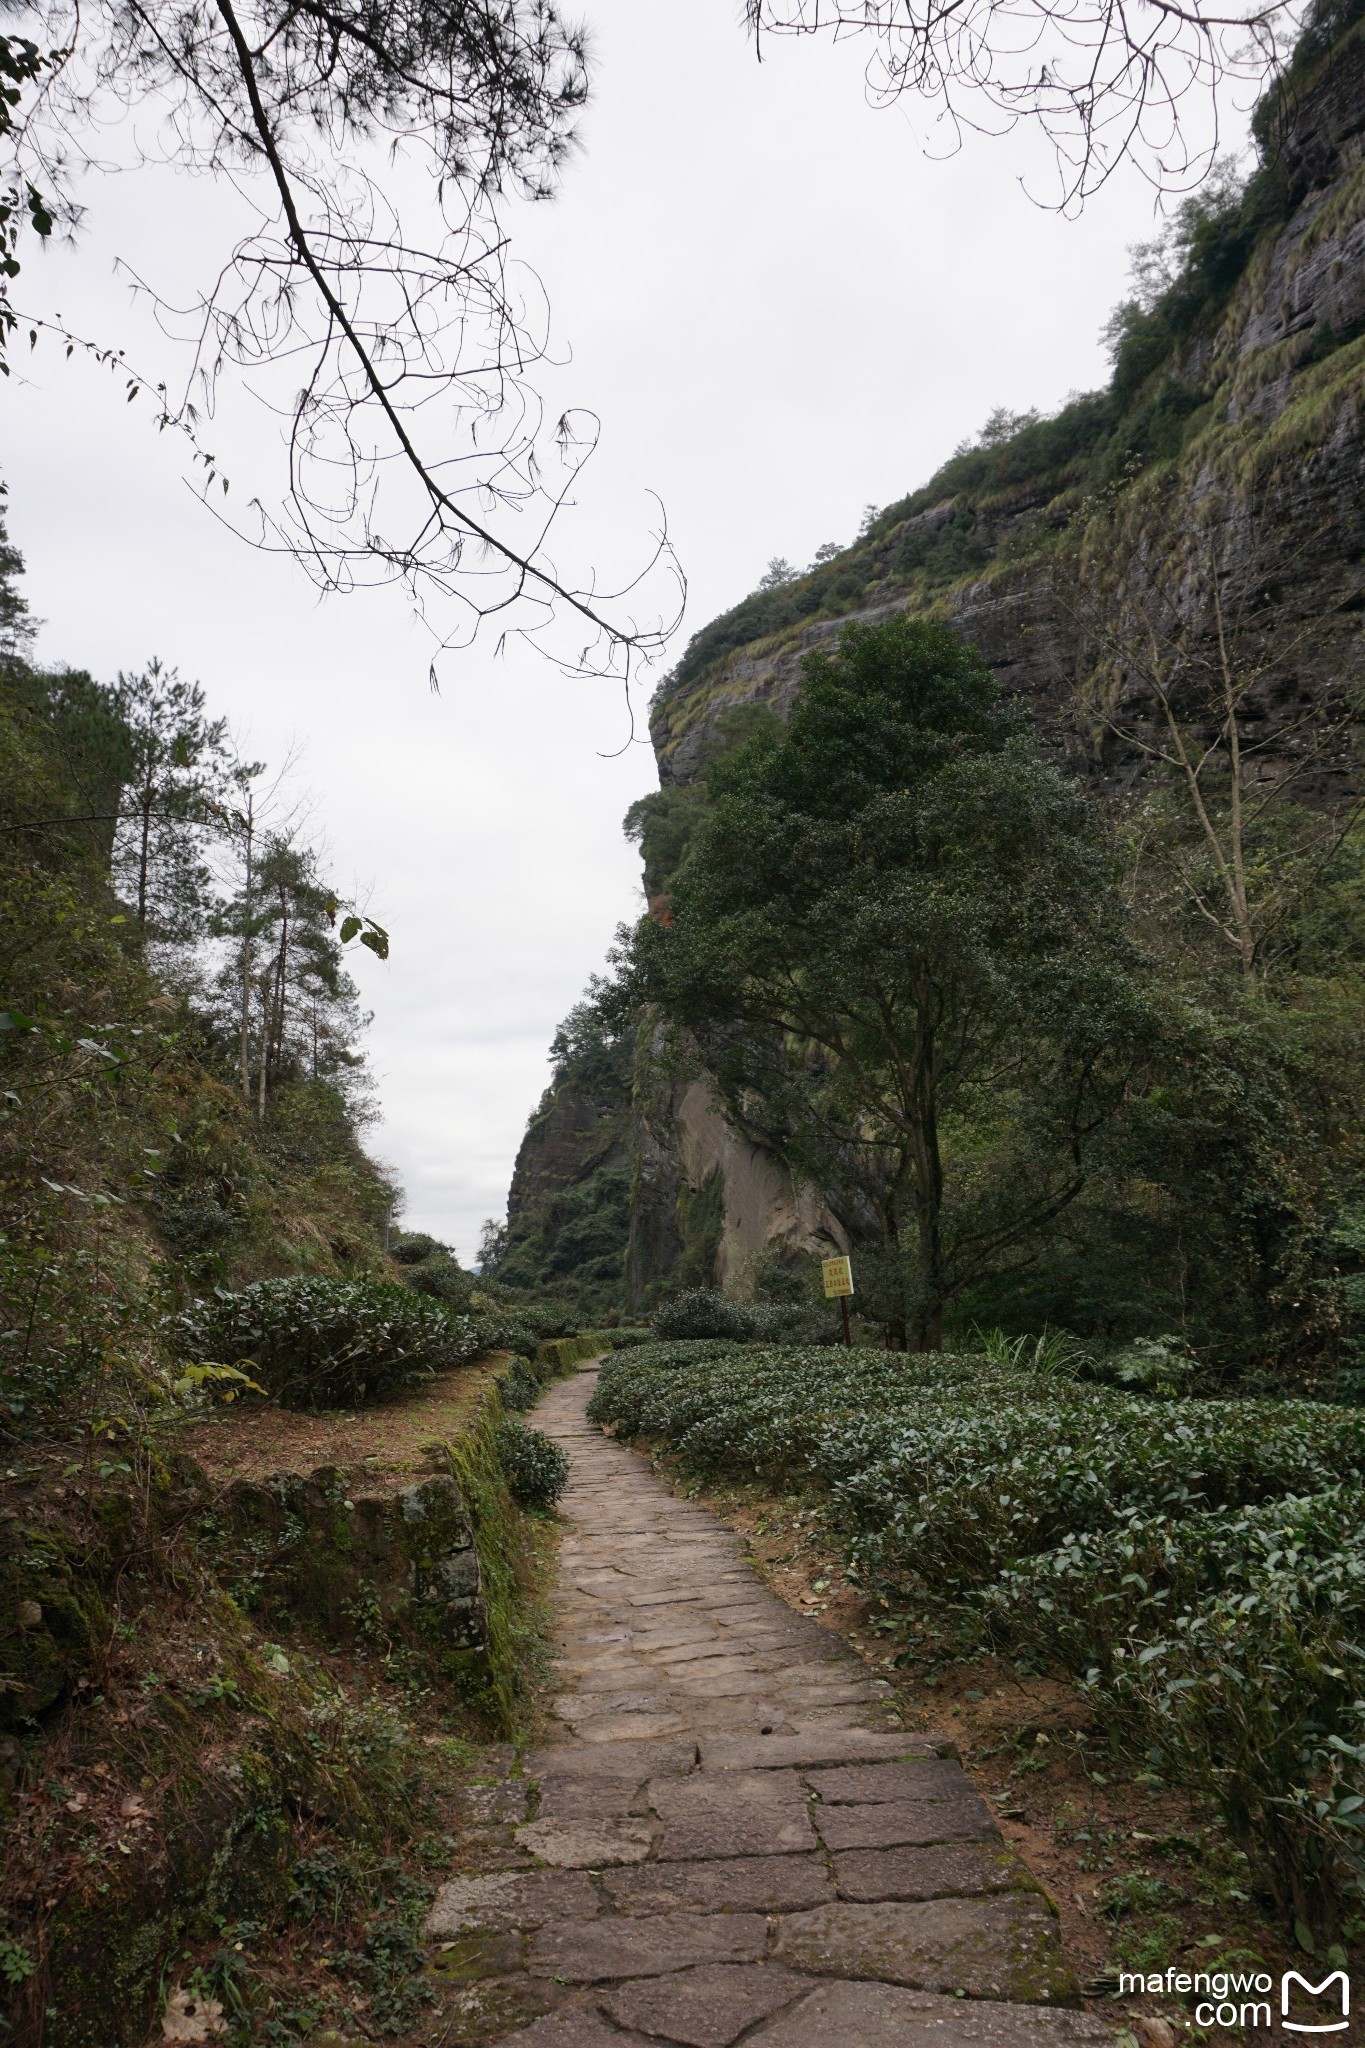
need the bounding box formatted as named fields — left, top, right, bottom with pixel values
left=495, top=1420, right=569, bottom=1509
left=607, top=1327, right=654, bottom=1350
left=489, top=1299, right=584, bottom=1341
left=1019, top=1493, right=1365, bottom=1931
left=172, top=1277, right=490, bottom=1409
left=536, top=1331, right=611, bottom=1370
left=652, top=1287, right=755, bottom=1341
left=405, top=1263, right=476, bottom=1312
left=496, top=1357, right=543, bottom=1412
left=389, top=1232, right=448, bottom=1265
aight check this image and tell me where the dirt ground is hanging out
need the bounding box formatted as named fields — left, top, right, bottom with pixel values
left=174, top=1361, right=503, bottom=1493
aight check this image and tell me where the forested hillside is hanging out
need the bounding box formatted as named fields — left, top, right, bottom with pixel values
left=0, top=493, right=594, bottom=2045
left=0, top=494, right=397, bottom=1439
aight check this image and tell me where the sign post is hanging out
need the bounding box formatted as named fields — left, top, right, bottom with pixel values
left=821, top=1255, right=854, bottom=1347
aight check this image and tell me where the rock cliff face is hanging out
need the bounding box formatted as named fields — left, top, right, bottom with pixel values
left=623, top=1025, right=850, bottom=1306
left=650, top=25, right=1365, bottom=805
left=504, top=22, right=1365, bottom=1311
left=499, top=1063, right=632, bottom=1303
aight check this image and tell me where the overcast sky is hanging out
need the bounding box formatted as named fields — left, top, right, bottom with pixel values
left=1, top=0, right=1245, bottom=1263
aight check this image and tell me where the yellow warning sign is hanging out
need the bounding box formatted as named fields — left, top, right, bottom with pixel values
left=821, top=1255, right=854, bottom=1299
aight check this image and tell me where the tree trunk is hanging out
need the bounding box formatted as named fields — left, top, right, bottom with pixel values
left=136, top=771, right=155, bottom=930
left=909, top=1021, right=946, bottom=1352
left=238, top=796, right=254, bottom=1103
left=270, top=891, right=290, bottom=1077
left=257, top=976, right=270, bottom=1119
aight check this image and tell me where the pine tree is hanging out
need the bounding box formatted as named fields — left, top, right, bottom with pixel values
left=111, top=660, right=233, bottom=942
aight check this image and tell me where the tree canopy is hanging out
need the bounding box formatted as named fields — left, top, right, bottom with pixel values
left=628, top=617, right=1148, bottom=1346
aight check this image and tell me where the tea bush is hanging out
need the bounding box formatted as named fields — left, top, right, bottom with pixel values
left=588, top=1343, right=1365, bottom=1927
left=495, top=1356, right=544, bottom=1412
left=172, top=1277, right=494, bottom=1409
left=986, top=1489, right=1365, bottom=1923
left=495, top=1420, right=570, bottom=1509
left=651, top=1287, right=756, bottom=1342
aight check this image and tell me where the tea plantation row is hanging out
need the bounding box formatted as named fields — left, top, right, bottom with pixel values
left=588, top=1341, right=1365, bottom=1932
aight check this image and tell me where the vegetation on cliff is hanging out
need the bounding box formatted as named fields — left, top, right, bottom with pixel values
left=485, top=997, right=634, bottom=1313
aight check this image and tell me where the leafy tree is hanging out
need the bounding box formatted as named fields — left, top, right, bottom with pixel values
left=477, top=1217, right=509, bottom=1272
left=213, top=829, right=370, bottom=1117
left=111, top=659, right=232, bottom=942
left=0, top=488, right=32, bottom=655
left=628, top=617, right=1147, bottom=1348
left=757, top=557, right=798, bottom=589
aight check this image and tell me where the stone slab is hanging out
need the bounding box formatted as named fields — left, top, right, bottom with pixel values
left=743, top=1980, right=1115, bottom=2046
left=555, top=1692, right=675, bottom=1721
left=833, top=1845, right=1028, bottom=1904
left=528, top=1739, right=698, bottom=1780
left=701, top=1731, right=945, bottom=1772
left=773, top=1898, right=1077, bottom=2005
left=515, top=1817, right=655, bottom=1868
left=562, top=1711, right=693, bottom=1743
left=604, top=1854, right=835, bottom=1916
left=650, top=1770, right=818, bottom=1861
left=535, top=1778, right=648, bottom=1822
left=425, top=1869, right=600, bottom=1935
left=493, top=2012, right=654, bottom=2048
left=814, top=1800, right=1000, bottom=1852
left=806, top=1762, right=973, bottom=1804
left=529, top=1911, right=769, bottom=1983
left=600, top=1964, right=815, bottom=2048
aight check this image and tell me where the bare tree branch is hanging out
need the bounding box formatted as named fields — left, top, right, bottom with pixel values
left=3, top=0, right=684, bottom=673
left=744, top=0, right=1306, bottom=206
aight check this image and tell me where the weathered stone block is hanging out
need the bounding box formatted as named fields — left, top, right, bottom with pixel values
left=514, top=1817, right=656, bottom=1868
left=806, top=1760, right=971, bottom=1803
left=746, top=1979, right=1116, bottom=2045
left=700, top=1731, right=947, bottom=1772
left=834, top=1844, right=1029, bottom=1903
left=528, top=1911, right=768, bottom=1982
left=600, top=1963, right=814, bottom=2048
left=216, top=1465, right=485, bottom=1652
left=650, top=1769, right=817, bottom=1861
left=773, top=1897, right=1077, bottom=2005
left=814, top=1798, right=1000, bottom=1852
left=604, top=1853, right=835, bottom=1916
left=426, top=1868, right=601, bottom=1935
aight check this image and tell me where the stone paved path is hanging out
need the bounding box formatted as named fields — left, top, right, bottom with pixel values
left=426, top=1364, right=1113, bottom=2047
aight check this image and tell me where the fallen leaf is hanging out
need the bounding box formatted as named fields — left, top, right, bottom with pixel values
left=161, top=1988, right=226, bottom=2042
